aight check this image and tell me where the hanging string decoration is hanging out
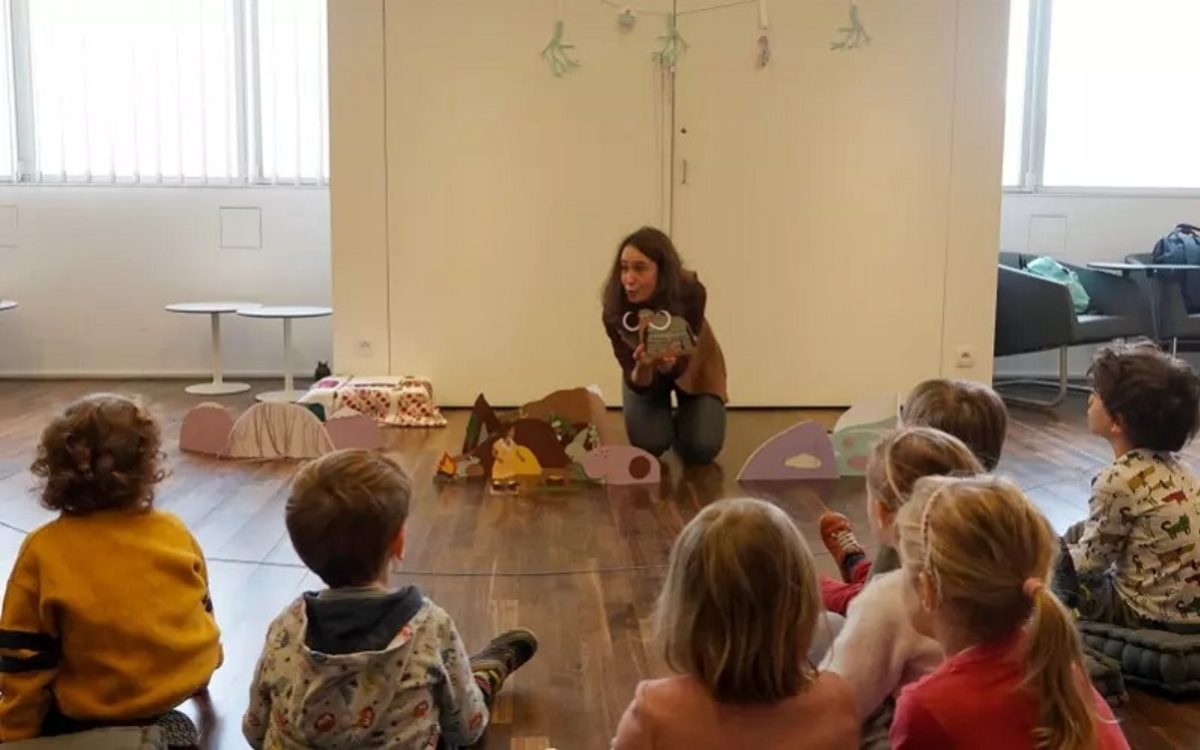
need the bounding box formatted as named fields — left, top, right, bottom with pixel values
left=831, top=1, right=870, bottom=51
left=756, top=0, right=770, bottom=68
left=542, top=19, right=581, bottom=76
left=652, top=13, right=689, bottom=71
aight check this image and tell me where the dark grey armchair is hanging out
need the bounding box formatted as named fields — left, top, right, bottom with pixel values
left=994, top=253, right=1149, bottom=407
left=1123, top=252, right=1200, bottom=354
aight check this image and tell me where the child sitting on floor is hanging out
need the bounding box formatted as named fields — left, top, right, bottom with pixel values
left=891, top=475, right=1129, bottom=749
left=243, top=449, right=538, bottom=749
left=612, top=497, right=858, bottom=750
left=819, top=427, right=984, bottom=615
left=819, top=378, right=1007, bottom=610
left=1054, top=342, right=1200, bottom=631
left=0, top=394, right=222, bottom=742
left=820, top=428, right=981, bottom=736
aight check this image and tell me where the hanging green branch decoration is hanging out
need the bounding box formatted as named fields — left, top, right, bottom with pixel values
left=652, top=13, right=688, bottom=71
left=831, top=1, right=870, bottom=51
left=542, top=19, right=581, bottom=76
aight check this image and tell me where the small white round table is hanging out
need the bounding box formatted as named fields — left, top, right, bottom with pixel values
left=165, top=302, right=261, bottom=395
left=237, top=306, right=333, bottom=403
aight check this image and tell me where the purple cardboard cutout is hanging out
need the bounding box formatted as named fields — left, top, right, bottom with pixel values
left=737, top=420, right=838, bottom=482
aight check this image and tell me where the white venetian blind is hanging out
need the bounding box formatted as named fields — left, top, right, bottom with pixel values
left=255, top=0, right=327, bottom=184
left=26, top=0, right=238, bottom=183
left=18, top=0, right=327, bottom=185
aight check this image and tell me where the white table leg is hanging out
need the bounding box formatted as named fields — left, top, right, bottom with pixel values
left=186, top=312, right=251, bottom=395
left=256, top=317, right=299, bottom=403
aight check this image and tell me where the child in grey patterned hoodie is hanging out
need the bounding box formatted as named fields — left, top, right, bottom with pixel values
left=242, top=450, right=538, bottom=749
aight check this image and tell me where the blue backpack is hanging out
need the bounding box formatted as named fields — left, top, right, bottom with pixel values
left=1151, top=224, right=1200, bottom=312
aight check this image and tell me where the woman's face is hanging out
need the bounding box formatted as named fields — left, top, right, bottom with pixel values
left=620, top=245, right=658, bottom=304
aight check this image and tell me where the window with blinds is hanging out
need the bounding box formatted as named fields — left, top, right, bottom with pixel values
left=0, top=0, right=327, bottom=186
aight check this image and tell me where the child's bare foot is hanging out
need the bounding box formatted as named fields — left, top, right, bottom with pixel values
left=819, top=512, right=866, bottom=583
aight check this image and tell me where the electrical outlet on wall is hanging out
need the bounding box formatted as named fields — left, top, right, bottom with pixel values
left=955, top=346, right=975, bottom=369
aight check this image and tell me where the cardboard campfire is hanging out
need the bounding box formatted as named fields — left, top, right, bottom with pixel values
left=436, top=387, right=660, bottom=493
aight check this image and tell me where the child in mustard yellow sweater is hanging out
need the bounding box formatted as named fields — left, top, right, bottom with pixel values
left=0, top=393, right=222, bottom=741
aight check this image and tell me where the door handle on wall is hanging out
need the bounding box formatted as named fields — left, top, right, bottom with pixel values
left=680, top=158, right=689, bottom=185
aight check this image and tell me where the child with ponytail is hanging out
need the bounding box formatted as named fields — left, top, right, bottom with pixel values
left=890, top=475, right=1129, bottom=749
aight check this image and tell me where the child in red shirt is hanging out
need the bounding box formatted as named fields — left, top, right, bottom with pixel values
left=890, top=476, right=1129, bottom=750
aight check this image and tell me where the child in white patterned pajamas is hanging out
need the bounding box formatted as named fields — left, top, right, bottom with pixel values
left=1054, top=342, right=1200, bottom=633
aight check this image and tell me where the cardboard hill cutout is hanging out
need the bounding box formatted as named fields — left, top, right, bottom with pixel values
left=831, top=393, right=900, bottom=476
left=736, top=421, right=838, bottom=482
left=180, top=402, right=383, bottom=460
left=738, top=392, right=900, bottom=482
left=438, top=386, right=657, bottom=492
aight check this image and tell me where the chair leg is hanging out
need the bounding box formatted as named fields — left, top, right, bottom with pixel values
left=1172, top=337, right=1179, bottom=357
left=994, top=347, right=1085, bottom=409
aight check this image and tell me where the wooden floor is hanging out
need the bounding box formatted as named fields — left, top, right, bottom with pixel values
left=0, top=380, right=1198, bottom=749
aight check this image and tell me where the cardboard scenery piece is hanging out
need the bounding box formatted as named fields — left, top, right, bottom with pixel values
left=438, top=386, right=659, bottom=493
left=832, top=392, right=900, bottom=476
left=737, top=393, right=901, bottom=482
left=622, top=309, right=696, bottom=362
left=736, top=421, right=839, bottom=482
left=581, top=445, right=661, bottom=485
left=180, top=402, right=384, bottom=461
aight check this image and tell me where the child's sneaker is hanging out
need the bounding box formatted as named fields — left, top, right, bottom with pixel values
left=820, top=512, right=866, bottom=583
left=470, top=628, right=539, bottom=705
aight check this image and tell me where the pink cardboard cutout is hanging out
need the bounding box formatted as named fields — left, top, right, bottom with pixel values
left=178, top=403, right=235, bottom=456
left=179, top=402, right=383, bottom=460
left=581, top=445, right=661, bottom=485
left=736, top=421, right=838, bottom=482
left=325, top=411, right=385, bottom=451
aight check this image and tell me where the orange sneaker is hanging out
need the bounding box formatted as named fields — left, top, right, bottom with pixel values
left=820, top=512, right=866, bottom=582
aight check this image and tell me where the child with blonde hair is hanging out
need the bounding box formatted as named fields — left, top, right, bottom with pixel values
left=0, top=394, right=221, bottom=741
left=820, top=428, right=982, bottom=726
left=819, top=426, right=986, bottom=615
left=890, top=475, right=1129, bottom=749
left=612, top=498, right=857, bottom=750
left=820, top=379, right=1008, bottom=609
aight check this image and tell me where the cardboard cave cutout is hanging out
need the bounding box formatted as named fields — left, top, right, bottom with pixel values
left=438, top=387, right=660, bottom=492
left=737, top=392, right=901, bottom=482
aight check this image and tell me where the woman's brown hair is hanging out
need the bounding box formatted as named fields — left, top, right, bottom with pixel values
left=31, top=393, right=165, bottom=514
left=901, top=379, right=1008, bottom=471
left=655, top=497, right=821, bottom=704
left=601, top=226, right=694, bottom=326
left=866, top=426, right=984, bottom=513
left=897, top=476, right=1104, bottom=750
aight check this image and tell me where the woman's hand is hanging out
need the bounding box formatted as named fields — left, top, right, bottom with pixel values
left=631, top=344, right=655, bottom=387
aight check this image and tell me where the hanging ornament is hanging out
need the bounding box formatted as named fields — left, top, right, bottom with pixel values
left=618, top=7, right=637, bottom=32
left=831, top=1, right=870, bottom=51
left=756, top=0, right=771, bottom=68
left=652, top=13, right=689, bottom=71
left=541, top=19, right=581, bottom=76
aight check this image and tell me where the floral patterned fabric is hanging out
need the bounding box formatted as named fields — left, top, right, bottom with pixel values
left=299, top=377, right=448, bottom=428
left=243, top=596, right=488, bottom=749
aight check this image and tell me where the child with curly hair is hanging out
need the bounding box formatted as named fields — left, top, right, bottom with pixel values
left=0, top=394, right=222, bottom=741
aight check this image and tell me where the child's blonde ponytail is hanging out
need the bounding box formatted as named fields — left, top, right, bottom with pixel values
left=1024, top=582, right=1099, bottom=750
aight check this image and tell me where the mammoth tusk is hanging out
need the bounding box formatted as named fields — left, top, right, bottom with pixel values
left=622, top=312, right=641, bottom=332
left=648, top=311, right=672, bottom=331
